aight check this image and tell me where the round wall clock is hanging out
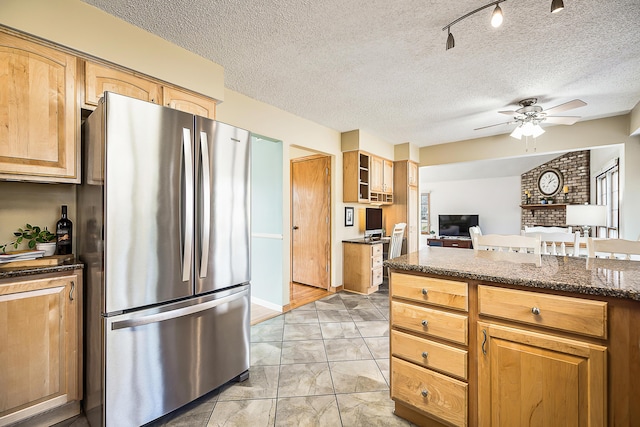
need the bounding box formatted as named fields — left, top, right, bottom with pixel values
left=537, top=168, right=563, bottom=196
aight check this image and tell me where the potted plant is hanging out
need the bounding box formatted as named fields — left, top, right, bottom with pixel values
left=0, top=224, right=57, bottom=255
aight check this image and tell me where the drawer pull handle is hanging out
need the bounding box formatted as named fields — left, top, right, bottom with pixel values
left=531, top=307, right=541, bottom=315
left=422, top=351, right=429, bottom=359
left=482, top=329, right=487, bottom=355
left=421, top=288, right=428, bottom=295
left=421, top=389, right=429, bottom=397
left=421, top=320, right=428, bottom=327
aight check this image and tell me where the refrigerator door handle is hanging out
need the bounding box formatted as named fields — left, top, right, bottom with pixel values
left=111, top=289, right=249, bottom=330
left=199, top=131, right=211, bottom=278
left=182, top=127, right=194, bottom=283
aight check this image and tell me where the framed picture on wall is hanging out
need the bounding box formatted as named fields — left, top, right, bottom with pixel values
left=345, top=207, right=354, bottom=226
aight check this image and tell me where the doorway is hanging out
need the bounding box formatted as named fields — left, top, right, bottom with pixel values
left=291, top=154, right=331, bottom=295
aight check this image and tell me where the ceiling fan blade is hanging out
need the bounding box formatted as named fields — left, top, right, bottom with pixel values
left=544, top=99, right=587, bottom=115
left=498, top=110, right=519, bottom=116
left=544, top=116, right=581, bottom=125
left=474, top=121, right=512, bottom=130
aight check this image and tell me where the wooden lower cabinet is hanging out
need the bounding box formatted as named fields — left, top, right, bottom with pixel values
left=390, top=271, right=616, bottom=427
left=0, top=270, right=82, bottom=426
left=477, top=322, right=606, bottom=427
left=343, top=242, right=383, bottom=294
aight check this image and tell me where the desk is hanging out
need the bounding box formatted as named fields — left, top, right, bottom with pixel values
left=342, top=239, right=384, bottom=294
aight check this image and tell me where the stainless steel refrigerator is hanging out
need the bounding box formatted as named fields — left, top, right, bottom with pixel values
left=78, top=92, right=251, bottom=426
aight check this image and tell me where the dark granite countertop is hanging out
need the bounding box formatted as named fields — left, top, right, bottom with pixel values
left=0, top=261, right=84, bottom=280
left=342, top=237, right=388, bottom=245
left=384, top=246, right=640, bottom=301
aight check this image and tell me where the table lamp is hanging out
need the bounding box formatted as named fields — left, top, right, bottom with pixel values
left=565, top=204, right=607, bottom=237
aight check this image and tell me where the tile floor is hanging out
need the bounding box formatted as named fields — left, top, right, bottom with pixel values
left=58, top=285, right=415, bottom=427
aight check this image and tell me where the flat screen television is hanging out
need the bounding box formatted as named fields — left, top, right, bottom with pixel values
left=365, top=207, right=383, bottom=238
left=438, top=214, right=479, bottom=238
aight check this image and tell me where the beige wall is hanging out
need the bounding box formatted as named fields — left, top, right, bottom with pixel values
left=419, top=115, right=635, bottom=166
left=631, top=101, right=640, bottom=136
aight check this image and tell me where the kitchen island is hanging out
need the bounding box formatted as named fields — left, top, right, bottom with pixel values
left=385, top=247, right=640, bottom=427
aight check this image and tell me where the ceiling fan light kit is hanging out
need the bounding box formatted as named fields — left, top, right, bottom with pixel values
left=443, top=0, right=565, bottom=50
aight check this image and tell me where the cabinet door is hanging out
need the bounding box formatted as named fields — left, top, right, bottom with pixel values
left=408, top=161, right=418, bottom=187
left=477, top=322, right=606, bottom=427
left=370, top=156, right=383, bottom=192
left=0, top=274, right=80, bottom=425
left=162, top=86, right=216, bottom=119
left=84, top=61, right=161, bottom=107
left=0, top=33, right=78, bottom=182
left=383, top=159, right=394, bottom=193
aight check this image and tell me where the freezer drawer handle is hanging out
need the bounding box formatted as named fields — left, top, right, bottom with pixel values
left=199, top=131, right=211, bottom=278
left=182, top=128, right=194, bottom=282
left=111, top=289, right=249, bottom=330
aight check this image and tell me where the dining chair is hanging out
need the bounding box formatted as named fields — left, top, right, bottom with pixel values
left=587, top=238, right=640, bottom=260
left=388, top=223, right=407, bottom=260
left=474, top=234, right=541, bottom=254
left=469, top=225, right=482, bottom=249
left=523, top=231, right=581, bottom=256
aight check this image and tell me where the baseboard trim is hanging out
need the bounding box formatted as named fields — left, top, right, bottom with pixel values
left=251, top=296, right=285, bottom=312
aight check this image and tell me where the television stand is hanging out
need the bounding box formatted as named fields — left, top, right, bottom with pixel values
left=427, top=237, right=473, bottom=249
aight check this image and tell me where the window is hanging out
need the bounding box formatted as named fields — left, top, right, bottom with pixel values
left=420, top=193, right=430, bottom=234
left=595, top=160, right=619, bottom=238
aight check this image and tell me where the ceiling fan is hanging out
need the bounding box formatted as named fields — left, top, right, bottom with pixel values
left=475, top=98, right=587, bottom=139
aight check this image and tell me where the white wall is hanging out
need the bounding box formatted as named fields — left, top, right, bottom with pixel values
left=422, top=176, right=522, bottom=235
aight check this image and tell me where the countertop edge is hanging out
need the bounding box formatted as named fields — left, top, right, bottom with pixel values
left=385, top=259, right=640, bottom=302
left=0, top=263, right=85, bottom=280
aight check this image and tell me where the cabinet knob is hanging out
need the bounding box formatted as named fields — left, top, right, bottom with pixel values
left=421, top=320, right=428, bottom=327
left=531, top=307, right=541, bottom=315
left=422, top=351, right=429, bottom=359
left=421, top=288, right=428, bottom=295
left=421, top=389, right=429, bottom=397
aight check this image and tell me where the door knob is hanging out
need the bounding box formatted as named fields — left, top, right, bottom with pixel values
left=292, top=226, right=299, bottom=230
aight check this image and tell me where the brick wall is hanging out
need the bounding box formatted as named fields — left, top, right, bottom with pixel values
left=521, top=150, right=590, bottom=228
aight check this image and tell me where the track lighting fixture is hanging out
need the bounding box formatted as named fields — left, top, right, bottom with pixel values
left=551, top=0, right=564, bottom=13
left=443, top=0, right=566, bottom=50
left=491, top=4, right=503, bottom=28
left=446, top=28, right=455, bottom=50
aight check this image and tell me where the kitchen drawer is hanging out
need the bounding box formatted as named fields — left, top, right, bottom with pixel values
left=372, top=244, right=383, bottom=257
left=372, top=255, right=383, bottom=269
left=442, top=240, right=472, bottom=249
left=392, top=357, right=467, bottom=427
left=372, top=267, right=383, bottom=286
left=478, top=285, right=607, bottom=339
left=392, top=301, right=468, bottom=345
left=391, top=330, right=467, bottom=380
left=391, top=273, right=468, bottom=312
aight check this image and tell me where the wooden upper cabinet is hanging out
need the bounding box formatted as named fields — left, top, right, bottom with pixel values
left=370, top=156, right=393, bottom=194
left=0, top=32, right=78, bottom=183
left=84, top=61, right=161, bottom=107
left=162, top=86, right=216, bottom=119
left=408, top=161, right=418, bottom=187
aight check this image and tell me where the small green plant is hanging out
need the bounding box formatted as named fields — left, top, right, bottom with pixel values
left=0, top=224, right=56, bottom=253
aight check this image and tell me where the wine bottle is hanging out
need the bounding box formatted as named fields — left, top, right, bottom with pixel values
left=56, top=205, right=73, bottom=255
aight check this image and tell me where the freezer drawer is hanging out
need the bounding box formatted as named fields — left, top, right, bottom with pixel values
left=103, top=285, right=250, bottom=427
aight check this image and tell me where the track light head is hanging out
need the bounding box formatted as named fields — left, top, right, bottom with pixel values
left=446, top=29, right=455, bottom=50
left=551, top=0, right=564, bottom=13
left=491, top=4, right=503, bottom=28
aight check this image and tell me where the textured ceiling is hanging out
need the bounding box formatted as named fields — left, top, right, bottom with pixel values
left=81, top=0, right=640, bottom=147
